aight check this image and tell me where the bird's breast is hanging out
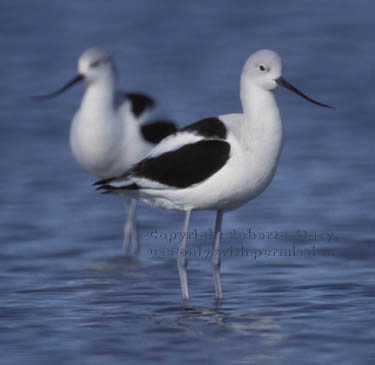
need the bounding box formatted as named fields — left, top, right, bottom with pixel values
left=69, top=110, right=123, bottom=178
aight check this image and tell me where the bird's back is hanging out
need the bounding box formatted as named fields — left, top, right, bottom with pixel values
left=70, top=91, right=177, bottom=179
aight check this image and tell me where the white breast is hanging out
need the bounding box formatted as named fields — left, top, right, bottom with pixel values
left=70, top=106, right=125, bottom=179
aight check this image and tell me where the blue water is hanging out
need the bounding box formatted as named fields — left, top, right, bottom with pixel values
left=1, top=1, right=374, bottom=364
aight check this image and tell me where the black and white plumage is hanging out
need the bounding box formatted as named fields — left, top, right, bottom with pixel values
left=100, top=117, right=230, bottom=191
left=140, top=120, right=178, bottom=144
left=33, top=47, right=177, bottom=255
left=95, top=49, right=333, bottom=301
left=125, top=93, right=155, bottom=117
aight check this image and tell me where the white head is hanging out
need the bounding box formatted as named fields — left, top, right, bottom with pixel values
left=32, top=47, right=117, bottom=100
left=78, top=47, right=116, bottom=84
left=242, top=49, right=282, bottom=91
left=240, top=49, right=334, bottom=108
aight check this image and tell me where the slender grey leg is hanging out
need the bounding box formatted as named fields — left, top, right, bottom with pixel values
left=122, top=198, right=132, bottom=255
left=128, top=199, right=140, bottom=255
left=177, top=210, right=192, bottom=302
left=211, top=210, right=223, bottom=300
left=122, top=197, right=140, bottom=256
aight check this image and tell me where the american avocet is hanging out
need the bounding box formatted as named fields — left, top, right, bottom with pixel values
left=33, top=47, right=177, bottom=255
left=95, top=49, right=333, bottom=301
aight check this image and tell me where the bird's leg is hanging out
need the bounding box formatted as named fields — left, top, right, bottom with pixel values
left=128, top=198, right=140, bottom=255
left=177, top=210, right=192, bottom=302
left=122, top=197, right=133, bottom=255
left=211, top=210, right=223, bottom=301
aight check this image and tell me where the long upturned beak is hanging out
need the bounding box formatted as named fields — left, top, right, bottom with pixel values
left=275, top=76, right=334, bottom=109
left=32, top=74, right=84, bottom=101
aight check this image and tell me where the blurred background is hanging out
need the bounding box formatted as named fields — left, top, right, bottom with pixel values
left=1, top=1, right=374, bottom=364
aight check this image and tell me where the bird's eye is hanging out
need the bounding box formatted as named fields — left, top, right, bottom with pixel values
left=259, top=65, right=266, bottom=71
left=90, top=60, right=101, bottom=68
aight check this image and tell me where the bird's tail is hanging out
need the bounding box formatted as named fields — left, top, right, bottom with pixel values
left=94, top=173, right=140, bottom=194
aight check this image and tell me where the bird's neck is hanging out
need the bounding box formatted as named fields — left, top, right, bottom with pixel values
left=81, top=77, right=116, bottom=111
left=239, top=78, right=283, bottom=158
left=240, top=78, right=282, bottom=133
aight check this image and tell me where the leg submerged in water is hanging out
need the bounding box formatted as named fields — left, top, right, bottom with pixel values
left=177, top=210, right=192, bottom=302
left=122, top=198, right=139, bottom=255
left=211, top=210, right=223, bottom=301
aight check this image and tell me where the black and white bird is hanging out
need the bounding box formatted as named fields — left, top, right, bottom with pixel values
left=33, top=47, right=177, bottom=254
left=95, top=49, right=333, bottom=301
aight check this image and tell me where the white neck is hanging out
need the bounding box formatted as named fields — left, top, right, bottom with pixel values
left=81, top=76, right=116, bottom=110
left=238, top=75, right=284, bottom=178
left=240, top=76, right=282, bottom=142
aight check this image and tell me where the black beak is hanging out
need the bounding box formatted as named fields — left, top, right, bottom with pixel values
left=275, top=76, right=334, bottom=109
left=32, top=74, right=84, bottom=101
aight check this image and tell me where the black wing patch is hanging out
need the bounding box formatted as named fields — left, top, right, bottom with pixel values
left=141, top=121, right=178, bottom=144
left=95, top=182, right=140, bottom=193
left=126, top=93, right=155, bottom=117
left=181, top=117, right=227, bottom=139
left=132, top=140, right=230, bottom=188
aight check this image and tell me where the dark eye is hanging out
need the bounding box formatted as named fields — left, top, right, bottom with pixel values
left=259, top=65, right=266, bottom=71
left=90, top=60, right=101, bottom=68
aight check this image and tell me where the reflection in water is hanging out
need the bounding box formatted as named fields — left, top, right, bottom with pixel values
left=151, top=305, right=285, bottom=364
left=83, top=255, right=143, bottom=273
